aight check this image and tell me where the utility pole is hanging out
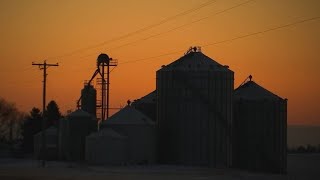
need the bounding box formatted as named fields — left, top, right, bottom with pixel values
left=32, top=60, right=59, bottom=167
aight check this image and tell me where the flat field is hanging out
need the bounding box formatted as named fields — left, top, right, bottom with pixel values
left=0, top=154, right=319, bottom=180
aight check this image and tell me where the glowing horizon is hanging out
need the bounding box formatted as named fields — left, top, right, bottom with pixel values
left=0, top=0, right=319, bottom=125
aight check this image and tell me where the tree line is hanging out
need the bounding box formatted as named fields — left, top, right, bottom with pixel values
left=0, top=97, right=62, bottom=154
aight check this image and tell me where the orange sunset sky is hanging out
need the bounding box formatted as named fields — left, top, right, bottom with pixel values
left=0, top=0, right=319, bottom=125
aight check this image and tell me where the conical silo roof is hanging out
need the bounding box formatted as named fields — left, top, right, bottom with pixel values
left=68, top=109, right=92, bottom=118
left=132, top=90, right=156, bottom=105
left=234, top=80, right=284, bottom=100
left=158, top=51, right=231, bottom=72
left=101, top=106, right=155, bottom=126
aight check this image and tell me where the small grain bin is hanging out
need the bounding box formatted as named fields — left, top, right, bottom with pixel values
left=85, top=128, right=128, bottom=165
left=58, top=117, right=67, bottom=160
left=61, top=109, right=97, bottom=161
left=156, top=47, right=234, bottom=167
left=233, top=77, right=287, bottom=173
left=131, top=90, right=157, bottom=121
left=81, top=83, right=97, bottom=117
left=34, top=126, right=58, bottom=160
left=101, top=105, right=157, bottom=164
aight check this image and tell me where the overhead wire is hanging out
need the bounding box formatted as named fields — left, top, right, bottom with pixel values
left=119, top=16, right=320, bottom=65
left=72, top=0, right=256, bottom=64
left=107, top=0, right=256, bottom=52
left=49, top=0, right=218, bottom=61
left=202, top=16, right=320, bottom=47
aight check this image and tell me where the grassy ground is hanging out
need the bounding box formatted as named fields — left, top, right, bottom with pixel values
left=0, top=154, right=319, bottom=180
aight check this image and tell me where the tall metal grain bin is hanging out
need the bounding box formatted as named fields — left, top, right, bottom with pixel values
left=62, top=110, right=97, bottom=161
left=81, top=83, right=97, bottom=117
left=233, top=77, right=287, bottom=173
left=156, top=47, right=234, bottom=167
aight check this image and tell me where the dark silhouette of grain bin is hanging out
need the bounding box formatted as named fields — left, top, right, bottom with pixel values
left=99, top=105, right=157, bottom=164
left=233, top=76, right=287, bottom=173
left=34, top=126, right=58, bottom=160
left=81, top=83, right=97, bottom=117
left=131, top=90, right=157, bottom=121
left=85, top=128, right=128, bottom=165
left=59, top=109, right=96, bottom=161
left=157, top=47, right=234, bottom=167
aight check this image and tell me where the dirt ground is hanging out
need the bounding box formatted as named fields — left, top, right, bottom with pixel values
left=0, top=154, right=319, bottom=180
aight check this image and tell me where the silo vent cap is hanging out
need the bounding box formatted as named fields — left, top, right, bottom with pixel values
left=185, top=46, right=201, bottom=55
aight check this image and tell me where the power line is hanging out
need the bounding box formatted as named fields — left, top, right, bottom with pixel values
left=119, top=16, right=320, bottom=65
left=70, top=0, right=255, bottom=63
left=108, top=0, right=256, bottom=52
left=202, top=16, right=320, bottom=47
left=49, top=0, right=218, bottom=60
left=120, top=50, right=185, bottom=65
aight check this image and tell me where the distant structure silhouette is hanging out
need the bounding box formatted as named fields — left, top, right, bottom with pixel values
left=58, top=109, right=96, bottom=161
left=33, top=48, right=288, bottom=174
left=80, top=82, right=97, bottom=117
left=157, top=47, right=233, bottom=167
left=86, top=105, right=156, bottom=165
left=233, top=76, right=287, bottom=173
left=77, top=53, right=117, bottom=122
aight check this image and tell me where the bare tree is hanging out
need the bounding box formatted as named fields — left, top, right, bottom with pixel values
left=0, top=98, right=25, bottom=143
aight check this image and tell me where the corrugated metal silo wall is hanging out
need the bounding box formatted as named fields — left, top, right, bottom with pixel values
left=58, top=118, right=68, bottom=160
left=34, top=130, right=58, bottom=160
left=81, top=86, right=97, bottom=117
left=109, top=124, right=157, bottom=164
left=85, top=135, right=129, bottom=165
left=65, top=116, right=97, bottom=161
left=157, top=69, right=233, bottom=167
left=233, top=98, right=287, bottom=173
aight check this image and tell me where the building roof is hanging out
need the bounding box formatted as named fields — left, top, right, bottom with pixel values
left=102, top=106, right=155, bottom=126
left=234, top=80, right=284, bottom=100
left=87, top=128, right=127, bottom=139
left=158, top=50, right=232, bottom=72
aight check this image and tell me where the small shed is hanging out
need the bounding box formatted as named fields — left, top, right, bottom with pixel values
left=101, top=105, right=157, bottom=164
left=233, top=77, right=287, bottom=173
left=85, top=128, right=128, bottom=165
left=34, top=126, right=58, bottom=160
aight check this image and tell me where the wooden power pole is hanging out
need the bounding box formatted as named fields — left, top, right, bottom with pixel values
left=32, top=60, right=59, bottom=167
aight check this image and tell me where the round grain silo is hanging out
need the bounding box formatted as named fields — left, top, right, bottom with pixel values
left=81, top=83, right=97, bottom=117
left=233, top=77, right=287, bottom=173
left=156, top=47, right=234, bottom=167
left=64, top=109, right=97, bottom=161
left=85, top=128, right=128, bottom=165
left=101, top=105, right=157, bottom=165
left=34, top=126, right=58, bottom=160
left=58, top=117, right=68, bottom=160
